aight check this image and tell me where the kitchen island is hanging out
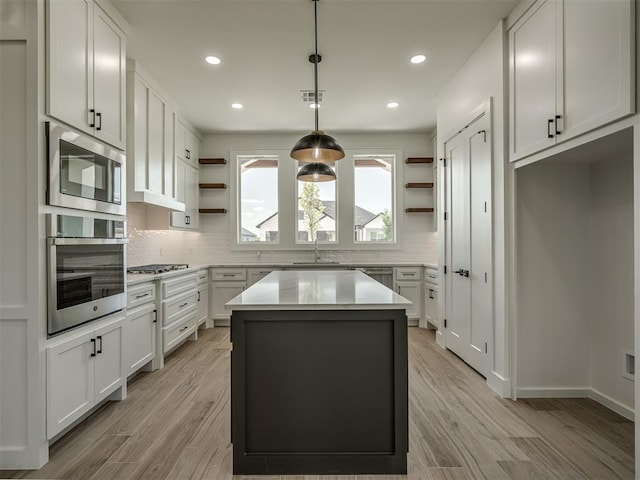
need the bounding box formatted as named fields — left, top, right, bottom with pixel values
left=226, top=270, right=411, bottom=475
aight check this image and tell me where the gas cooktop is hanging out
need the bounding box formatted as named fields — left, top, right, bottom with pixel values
left=127, top=264, right=190, bottom=274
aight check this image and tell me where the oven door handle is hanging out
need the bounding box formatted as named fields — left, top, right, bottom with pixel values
left=49, top=238, right=128, bottom=245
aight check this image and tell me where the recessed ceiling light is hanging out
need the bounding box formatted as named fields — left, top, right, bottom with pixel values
left=231, top=103, right=243, bottom=109
left=410, top=54, right=427, bottom=64
left=387, top=102, right=399, bottom=109
left=309, top=103, right=321, bottom=109
left=205, top=55, right=221, bottom=65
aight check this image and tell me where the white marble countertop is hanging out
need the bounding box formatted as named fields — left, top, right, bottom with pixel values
left=226, top=270, right=412, bottom=311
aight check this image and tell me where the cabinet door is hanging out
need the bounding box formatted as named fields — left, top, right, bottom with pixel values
left=93, top=3, right=126, bottom=149
left=423, top=287, right=437, bottom=328
left=147, top=89, right=164, bottom=195
left=127, top=304, right=156, bottom=376
left=47, top=330, right=95, bottom=439
left=561, top=0, right=634, bottom=140
left=170, top=160, right=187, bottom=228
left=509, top=0, right=558, bottom=161
left=46, top=0, right=93, bottom=135
left=395, top=281, right=422, bottom=320
left=175, top=121, right=187, bottom=162
left=185, top=164, right=199, bottom=230
left=197, top=283, right=209, bottom=327
left=211, top=282, right=246, bottom=321
left=94, top=319, right=125, bottom=403
left=247, top=269, right=274, bottom=287
left=164, top=104, right=177, bottom=199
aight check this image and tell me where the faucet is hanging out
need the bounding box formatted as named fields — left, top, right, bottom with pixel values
left=314, top=237, right=321, bottom=263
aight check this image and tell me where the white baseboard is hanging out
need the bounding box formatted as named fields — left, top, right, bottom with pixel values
left=407, top=318, right=419, bottom=327
left=516, top=387, right=635, bottom=421
left=0, top=444, right=48, bottom=470
left=487, top=372, right=511, bottom=398
left=214, top=318, right=230, bottom=327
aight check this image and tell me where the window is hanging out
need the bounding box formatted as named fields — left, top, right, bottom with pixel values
left=233, top=148, right=401, bottom=250
left=296, top=164, right=337, bottom=244
left=238, top=155, right=279, bottom=243
left=353, top=155, right=395, bottom=243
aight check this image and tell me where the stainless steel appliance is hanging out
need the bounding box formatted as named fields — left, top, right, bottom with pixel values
left=46, top=121, right=125, bottom=215
left=359, top=267, right=393, bottom=289
left=127, top=264, right=189, bottom=274
left=48, top=214, right=127, bottom=336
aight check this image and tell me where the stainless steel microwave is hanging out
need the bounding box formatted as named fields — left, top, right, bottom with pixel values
left=47, top=214, right=127, bottom=337
left=46, top=121, right=126, bottom=215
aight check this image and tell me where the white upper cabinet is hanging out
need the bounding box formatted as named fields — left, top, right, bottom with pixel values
left=508, top=0, right=634, bottom=162
left=47, top=0, right=126, bottom=149
left=176, top=120, right=200, bottom=168
left=126, top=61, right=185, bottom=211
left=171, top=160, right=199, bottom=230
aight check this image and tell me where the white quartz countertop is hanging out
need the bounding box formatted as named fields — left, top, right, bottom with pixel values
left=226, top=270, right=412, bottom=311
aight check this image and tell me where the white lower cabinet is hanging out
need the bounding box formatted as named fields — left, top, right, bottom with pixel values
left=160, top=272, right=198, bottom=358
left=196, top=269, right=210, bottom=328
left=422, top=267, right=438, bottom=329
left=210, top=268, right=247, bottom=325
left=47, top=315, right=126, bottom=439
left=247, top=268, right=277, bottom=287
left=394, top=267, right=423, bottom=323
left=126, top=281, right=157, bottom=376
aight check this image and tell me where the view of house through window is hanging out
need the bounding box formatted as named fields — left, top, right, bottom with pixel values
left=296, top=165, right=337, bottom=243
left=238, top=155, right=279, bottom=243
left=353, top=155, right=394, bottom=242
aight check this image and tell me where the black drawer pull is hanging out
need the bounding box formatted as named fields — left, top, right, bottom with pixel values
left=136, top=293, right=150, bottom=299
left=179, top=325, right=189, bottom=332
left=179, top=302, right=188, bottom=308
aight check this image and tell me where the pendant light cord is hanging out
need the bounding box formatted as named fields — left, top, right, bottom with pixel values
left=314, top=0, right=319, bottom=132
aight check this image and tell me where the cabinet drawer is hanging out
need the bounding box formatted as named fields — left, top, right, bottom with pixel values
left=197, top=269, right=209, bottom=284
left=162, top=290, right=197, bottom=326
left=424, top=267, right=438, bottom=285
left=163, top=310, right=197, bottom=352
left=161, top=273, right=197, bottom=299
left=127, top=282, right=156, bottom=309
left=395, top=267, right=421, bottom=280
left=211, top=269, right=246, bottom=281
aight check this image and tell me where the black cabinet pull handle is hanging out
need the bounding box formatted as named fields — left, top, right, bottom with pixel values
left=153, top=309, right=157, bottom=323
left=136, top=293, right=149, bottom=299
left=547, top=118, right=554, bottom=138
left=90, top=338, right=96, bottom=357
left=179, top=302, right=188, bottom=308
left=97, top=335, right=103, bottom=354
left=186, top=215, right=190, bottom=225
left=186, top=149, right=190, bottom=159
left=89, top=109, right=96, bottom=127
left=555, top=114, right=562, bottom=135
left=197, top=291, right=201, bottom=302
left=179, top=325, right=189, bottom=332
left=96, top=112, right=102, bottom=131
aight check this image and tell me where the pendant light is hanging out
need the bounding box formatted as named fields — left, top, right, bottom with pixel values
left=296, top=161, right=336, bottom=182
left=293, top=0, right=344, bottom=181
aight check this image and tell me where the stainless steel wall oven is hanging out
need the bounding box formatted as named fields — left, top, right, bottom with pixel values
left=48, top=214, right=127, bottom=336
left=46, top=121, right=125, bottom=215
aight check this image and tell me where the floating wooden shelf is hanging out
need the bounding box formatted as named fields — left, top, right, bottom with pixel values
left=199, top=208, right=227, bottom=214
left=199, top=183, right=226, bottom=189
left=199, top=158, right=227, bottom=165
left=405, top=157, right=434, bottom=164
left=405, top=207, right=434, bottom=213
left=405, top=182, right=434, bottom=189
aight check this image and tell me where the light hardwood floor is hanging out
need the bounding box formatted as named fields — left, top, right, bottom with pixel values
left=2, top=327, right=634, bottom=480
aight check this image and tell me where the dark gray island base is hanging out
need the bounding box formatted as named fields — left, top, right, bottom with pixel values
left=230, top=308, right=408, bottom=475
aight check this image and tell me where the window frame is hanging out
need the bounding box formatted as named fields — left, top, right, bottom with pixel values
left=230, top=147, right=403, bottom=250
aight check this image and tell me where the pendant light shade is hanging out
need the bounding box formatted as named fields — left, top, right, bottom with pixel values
left=296, top=162, right=336, bottom=182
left=290, top=130, right=345, bottom=162
left=291, top=0, right=344, bottom=175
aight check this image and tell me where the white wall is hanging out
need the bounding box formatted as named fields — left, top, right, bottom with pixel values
left=0, top=0, right=48, bottom=468
left=128, top=132, right=439, bottom=267
left=436, top=21, right=509, bottom=394
left=515, top=147, right=634, bottom=417
left=588, top=154, right=634, bottom=411
left=516, top=161, right=592, bottom=390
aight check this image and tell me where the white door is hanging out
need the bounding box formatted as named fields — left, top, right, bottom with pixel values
left=93, top=3, right=126, bottom=148
left=211, top=282, right=246, bottom=322
left=508, top=0, right=558, bottom=161
left=197, top=283, right=209, bottom=327
left=127, top=303, right=156, bottom=376
left=444, top=112, right=492, bottom=378
left=94, top=318, right=125, bottom=403
left=171, top=160, right=187, bottom=228
left=394, top=281, right=422, bottom=320
left=46, top=0, right=92, bottom=135
left=47, top=330, right=95, bottom=439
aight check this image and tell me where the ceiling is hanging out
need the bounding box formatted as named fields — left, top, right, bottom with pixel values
left=111, top=0, right=519, bottom=135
